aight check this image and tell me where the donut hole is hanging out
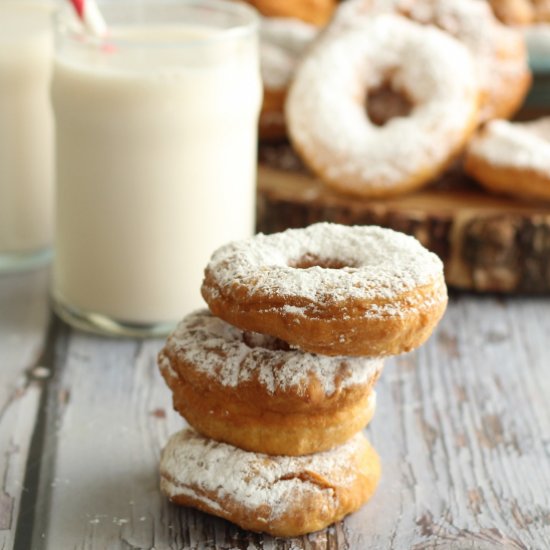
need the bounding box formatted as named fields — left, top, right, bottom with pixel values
left=243, top=331, right=291, bottom=351
left=290, top=254, right=354, bottom=269
left=366, top=83, right=414, bottom=127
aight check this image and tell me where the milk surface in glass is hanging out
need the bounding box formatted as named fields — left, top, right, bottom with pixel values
left=0, top=2, right=54, bottom=272
left=52, top=1, right=261, bottom=336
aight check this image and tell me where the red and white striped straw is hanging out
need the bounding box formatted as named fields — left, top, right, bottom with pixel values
left=69, top=0, right=107, bottom=37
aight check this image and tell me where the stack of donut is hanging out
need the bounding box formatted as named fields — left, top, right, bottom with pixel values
left=158, top=222, right=448, bottom=536
left=260, top=0, right=550, bottom=204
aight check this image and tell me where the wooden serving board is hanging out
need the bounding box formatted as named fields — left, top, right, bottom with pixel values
left=256, top=144, right=550, bottom=293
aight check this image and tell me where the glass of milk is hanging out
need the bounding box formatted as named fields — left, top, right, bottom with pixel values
left=51, top=0, right=261, bottom=337
left=0, top=2, right=54, bottom=273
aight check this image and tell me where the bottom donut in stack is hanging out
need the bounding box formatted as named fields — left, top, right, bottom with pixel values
left=160, top=429, right=380, bottom=537
left=158, top=223, right=448, bottom=536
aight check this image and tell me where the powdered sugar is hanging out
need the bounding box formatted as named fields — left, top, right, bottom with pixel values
left=260, top=17, right=318, bottom=90
left=204, top=223, right=445, bottom=316
left=398, top=0, right=529, bottom=122
left=160, top=428, right=368, bottom=520
left=285, top=14, right=478, bottom=193
left=468, top=117, right=550, bottom=174
left=401, top=0, right=497, bottom=54
left=161, top=309, right=383, bottom=396
left=327, top=0, right=529, bottom=123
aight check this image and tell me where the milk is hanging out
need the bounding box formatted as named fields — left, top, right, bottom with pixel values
left=52, top=14, right=261, bottom=332
left=0, top=3, right=54, bottom=268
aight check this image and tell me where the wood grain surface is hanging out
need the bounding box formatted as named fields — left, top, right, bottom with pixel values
left=1, top=270, right=550, bottom=549
left=0, top=270, right=50, bottom=550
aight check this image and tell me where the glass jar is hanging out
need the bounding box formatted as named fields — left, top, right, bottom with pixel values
left=51, top=0, right=261, bottom=337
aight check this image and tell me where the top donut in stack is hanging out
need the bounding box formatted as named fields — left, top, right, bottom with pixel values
left=201, top=223, right=448, bottom=357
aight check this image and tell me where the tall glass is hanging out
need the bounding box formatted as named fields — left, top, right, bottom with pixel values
left=51, top=0, right=261, bottom=337
left=0, top=2, right=54, bottom=272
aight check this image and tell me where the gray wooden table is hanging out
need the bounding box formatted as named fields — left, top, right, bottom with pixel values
left=1, top=268, right=550, bottom=550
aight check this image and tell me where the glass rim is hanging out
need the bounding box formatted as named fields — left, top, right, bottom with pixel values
left=55, top=0, right=259, bottom=49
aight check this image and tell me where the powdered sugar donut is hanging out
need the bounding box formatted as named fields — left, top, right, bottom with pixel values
left=201, top=223, right=448, bottom=357
left=159, top=309, right=382, bottom=456
left=465, top=117, right=550, bottom=201
left=160, top=428, right=381, bottom=537
left=259, top=17, right=318, bottom=139
left=286, top=14, right=479, bottom=198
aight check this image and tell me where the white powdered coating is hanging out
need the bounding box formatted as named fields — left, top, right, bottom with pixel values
left=161, top=309, right=383, bottom=396
left=205, top=223, right=445, bottom=315
left=327, top=0, right=528, bottom=122
left=286, top=14, right=478, bottom=192
left=260, top=17, right=318, bottom=90
left=160, top=428, right=366, bottom=520
left=402, top=0, right=499, bottom=54
left=468, top=117, right=550, bottom=174
left=398, top=0, right=528, bottom=121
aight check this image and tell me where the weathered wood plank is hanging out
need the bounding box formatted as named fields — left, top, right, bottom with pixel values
left=347, top=296, right=550, bottom=550
left=0, top=270, right=50, bottom=550
left=37, top=331, right=344, bottom=549
left=23, top=296, right=550, bottom=549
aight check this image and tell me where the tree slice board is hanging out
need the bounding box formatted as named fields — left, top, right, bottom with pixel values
left=256, top=145, right=550, bottom=293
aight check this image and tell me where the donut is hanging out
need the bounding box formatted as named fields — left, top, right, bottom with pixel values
left=328, top=0, right=531, bottom=125
left=160, top=428, right=381, bottom=537
left=487, top=0, right=534, bottom=24
left=243, top=0, right=337, bottom=26
left=259, top=17, right=318, bottom=140
left=465, top=117, right=550, bottom=202
left=159, top=309, right=382, bottom=456
left=201, top=223, right=448, bottom=357
left=534, top=0, right=550, bottom=21
left=285, top=14, right=480, bottom=198
left=484, top=0, right=550, bottom=24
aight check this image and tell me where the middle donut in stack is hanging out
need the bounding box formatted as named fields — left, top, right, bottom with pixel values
left=159, top=309, right=382, bottom=456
